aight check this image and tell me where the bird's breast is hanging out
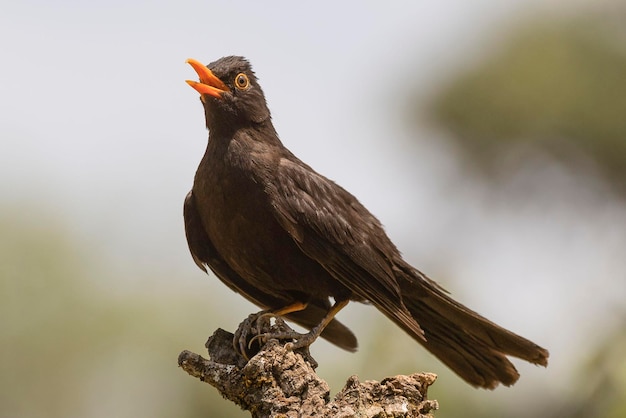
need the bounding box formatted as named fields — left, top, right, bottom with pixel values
left=195, top=150, right=273, bottom=266
left=192, top=142, right=343, bottom=300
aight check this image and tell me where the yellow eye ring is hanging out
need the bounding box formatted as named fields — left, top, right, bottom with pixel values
left=234, top=73, right=250, bottom=90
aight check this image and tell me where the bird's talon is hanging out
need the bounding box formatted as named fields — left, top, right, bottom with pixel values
left=248, top=333, right=266, bottom=349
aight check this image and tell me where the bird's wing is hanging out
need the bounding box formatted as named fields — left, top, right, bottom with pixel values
left=268, top=158, right=424, bottom=339
left=183, top=190, right=358, bottom=351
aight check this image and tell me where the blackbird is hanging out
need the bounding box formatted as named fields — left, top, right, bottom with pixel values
left=183, top=56, right=549, bottom=389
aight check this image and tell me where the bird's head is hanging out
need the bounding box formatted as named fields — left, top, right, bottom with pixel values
left=186, top=56, right=271, bottom=131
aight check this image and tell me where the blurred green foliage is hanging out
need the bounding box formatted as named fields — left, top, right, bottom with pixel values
left=1, top=181, right=624, bottom=416
left=428, top=14, right=626, bottom=190
left=417, top=10, right=626, bottom=417
left=570, top=323, right=626, bottom=418
left=0, top=209, right=245, bottom=418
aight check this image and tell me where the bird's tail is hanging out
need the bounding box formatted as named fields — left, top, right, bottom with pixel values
left=394, top=262, right=549, bottom=389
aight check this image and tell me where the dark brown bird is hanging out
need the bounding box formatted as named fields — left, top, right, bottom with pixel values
left=183, top=56, right=549, bottom=389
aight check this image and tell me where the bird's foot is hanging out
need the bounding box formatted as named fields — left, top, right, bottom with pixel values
left=234, top=311, right=301, bottom=358
left=233, top=311, right=319, bottom=367
left=252, top=325, right=320, bottom=369
left=233, top=310, right=274, bottom=359
left=249, top=326, right=304, bottom=350
left=274, top=322, right=326, bottom=352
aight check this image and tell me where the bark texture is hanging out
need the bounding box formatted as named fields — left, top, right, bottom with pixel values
left=178, top=328, right=438, bottom=417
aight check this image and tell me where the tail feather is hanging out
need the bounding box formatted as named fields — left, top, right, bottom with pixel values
left=395, top=264, right=549, bottom=389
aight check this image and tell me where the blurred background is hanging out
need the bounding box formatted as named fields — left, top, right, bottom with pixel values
left=2, top=1, right=625, bottom=417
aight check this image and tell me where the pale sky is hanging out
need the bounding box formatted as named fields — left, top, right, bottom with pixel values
left=0, top=0, right=533, bottom=264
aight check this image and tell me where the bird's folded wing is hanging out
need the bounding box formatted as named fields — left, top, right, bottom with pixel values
left=269, top=158, right=422, bottom=337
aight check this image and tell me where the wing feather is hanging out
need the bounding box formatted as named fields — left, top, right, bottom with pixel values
left=269, top=158, right=424, bottom=339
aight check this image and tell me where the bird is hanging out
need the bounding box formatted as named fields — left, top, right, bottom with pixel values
left=183, top=55, right=549, bottom=389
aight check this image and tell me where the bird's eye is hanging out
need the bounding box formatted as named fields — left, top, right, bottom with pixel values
left=234, top=73, right=250, bottom=90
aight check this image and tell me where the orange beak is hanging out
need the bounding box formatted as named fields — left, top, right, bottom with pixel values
left=185, top=58, right=229, bottom=99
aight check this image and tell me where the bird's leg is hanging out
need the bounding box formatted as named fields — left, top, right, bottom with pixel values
left=236, top=299, right=350, bottom=359
left=254, top=298, right=350, bottom=352
left=251, top=301, right=308, bottom=338
left=284, top=298, right=349, bottom=351
left=244, top=302, right=308, bottom=350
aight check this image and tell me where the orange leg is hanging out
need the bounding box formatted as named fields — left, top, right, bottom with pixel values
left=256, top=298, right=350, bottom=351
left=272, top=301, right=308, bottom=316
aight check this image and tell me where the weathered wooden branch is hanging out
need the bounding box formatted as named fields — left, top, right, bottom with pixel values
left=178, top=327, right=439, bottom=417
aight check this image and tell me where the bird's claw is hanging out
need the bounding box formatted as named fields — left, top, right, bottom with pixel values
left=233, top=310, right=274, bottom=360
left=246, top=314, right=284, bottom=350
left=248, top=328, right=305, bottom=350
left=233, top=311, right=322, bottom=363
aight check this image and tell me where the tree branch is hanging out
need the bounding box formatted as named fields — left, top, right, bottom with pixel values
left=178, top=328, right=439, bottom=417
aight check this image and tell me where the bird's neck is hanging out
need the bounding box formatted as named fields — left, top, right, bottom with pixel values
left=250, top=118, right=281, bottom=145
left=208, top=118, right=280, bottom=144
left=207, top=118, right=282, bottom=149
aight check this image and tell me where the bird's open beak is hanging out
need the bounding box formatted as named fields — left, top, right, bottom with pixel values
left=185, top=58, right=229, bottom=99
